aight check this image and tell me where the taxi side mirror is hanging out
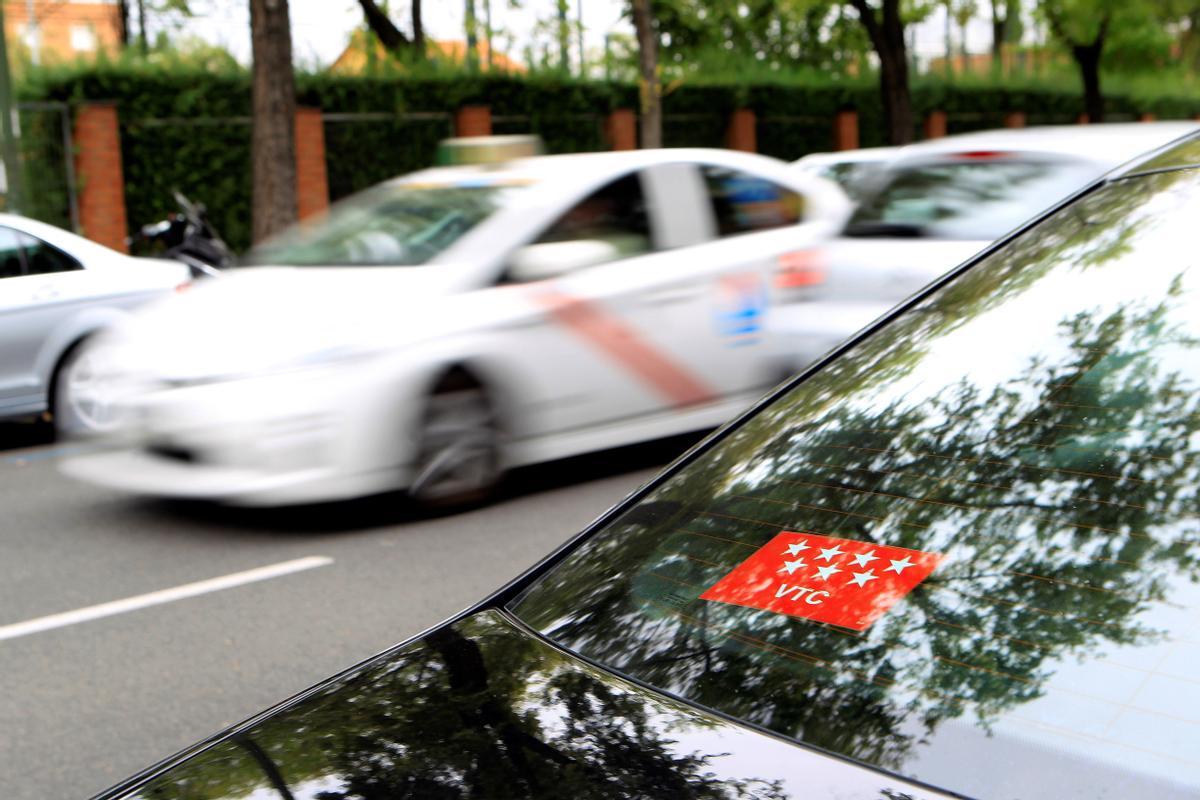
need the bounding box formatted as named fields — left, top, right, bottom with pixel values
left=507, top=240, right=622, bottom=283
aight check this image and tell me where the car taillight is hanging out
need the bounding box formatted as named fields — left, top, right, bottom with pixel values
left=776, top=250, right=826, bottom=288
left=175, top=281, right=192, bottom=293
left=955, top=150, right=1011, bottom=160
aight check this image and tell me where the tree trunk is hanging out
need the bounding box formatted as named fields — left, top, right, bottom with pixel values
left=990, top=0, right=1006, bottom=73
left=631, top=0, right=661, bottom=148
left=357, top=0, right=409, bottom=52
left=851, top=0, right=913, bottom=145
left=465, top=0, right=479, bottom=72
left=557, top=0, right=570, bottom=72
left=136, top=0, right=147, bottom=55
left=412, top=0, right=424, bottom=57
left=1074, top=41, right=1104, bottom=123
left=250, top=0, right=298, bottom=244
left=117, top=0, right=131, bottom=47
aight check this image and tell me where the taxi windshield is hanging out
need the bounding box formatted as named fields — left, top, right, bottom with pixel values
left=242, top=181, right=529, bottom=267
left=510, top=165, right=1200, bottom=800
left=845, top=157, right=1097, bottom=240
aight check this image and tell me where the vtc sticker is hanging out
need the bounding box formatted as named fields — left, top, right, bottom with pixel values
left=699, top=531, right=944, bottom=630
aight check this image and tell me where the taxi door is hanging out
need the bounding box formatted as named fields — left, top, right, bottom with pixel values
left=497, top=163, right=773, bottom=440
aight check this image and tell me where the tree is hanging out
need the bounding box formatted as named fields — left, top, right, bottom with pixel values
left=989, top=0, right=1022, bottom=73
left=356, top=0, right=423, bottom=59
left=631, top=0, right=661, bottom=148
left=249, top=0, right=297, bottom=243
left=1038, top=0, right=1172, bottom=122
left=847, top=0, right=914, bottom=145
left=953, top=0, right=976, bottom=69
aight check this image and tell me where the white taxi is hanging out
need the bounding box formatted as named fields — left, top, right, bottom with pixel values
left=63, top=146, right=850, bottom=507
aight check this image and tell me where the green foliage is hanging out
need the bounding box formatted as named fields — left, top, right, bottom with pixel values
left=14, top=61, right=1200, bottom=252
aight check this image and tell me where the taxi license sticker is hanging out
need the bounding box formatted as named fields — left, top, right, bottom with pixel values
left=699, top=531, right=944, bottom=631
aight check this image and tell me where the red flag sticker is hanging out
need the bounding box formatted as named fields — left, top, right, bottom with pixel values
left=699, top=531, right=944, bottom=631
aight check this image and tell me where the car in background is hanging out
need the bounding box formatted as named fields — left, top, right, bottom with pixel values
left=64, top=146, right=850, bottom=508
left=0, top=214, right=191, bottom=436
left=792, top=145, right=898, bottom=201
left=92, top=130, right=1200, bottom=800
left=773, top=122, right=1200, bottom=369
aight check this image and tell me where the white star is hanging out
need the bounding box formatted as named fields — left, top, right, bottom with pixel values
left=848, top=570, right=879, bottom=588
left=814, top=564, right=842, bottom=581
left=851, top=550, right=879, bottom=567
left=779, top=559, right=807, bottom=574
left=886, top=556, right=915, bottom=574
left=785, top=541, right=811, bottom=556
left=817, top=545, right=845, bottom=562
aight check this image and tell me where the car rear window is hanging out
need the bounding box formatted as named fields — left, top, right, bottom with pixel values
left=844, top=157, right=1099, bottom=240
left=510, top=165, right=1200, bottom=800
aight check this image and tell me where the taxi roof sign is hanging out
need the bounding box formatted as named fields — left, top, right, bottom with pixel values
left=436, top=135, right=545, bottom=167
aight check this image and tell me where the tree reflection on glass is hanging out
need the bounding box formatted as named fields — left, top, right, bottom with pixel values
left=127, top=613, right=787, bottom=800
left=513, top=168, right=1200, bottom=785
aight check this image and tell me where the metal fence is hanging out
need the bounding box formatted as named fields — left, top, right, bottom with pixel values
left=13, top=101, right=78, bottom=232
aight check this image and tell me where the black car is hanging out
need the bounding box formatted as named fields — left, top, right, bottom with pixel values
left=96, top=133, right=1200, bottom=800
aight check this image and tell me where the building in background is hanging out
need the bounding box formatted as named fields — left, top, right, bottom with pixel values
left=3, top=0, right=122, bottom=65
left=330, top=29, right=525, bottom=74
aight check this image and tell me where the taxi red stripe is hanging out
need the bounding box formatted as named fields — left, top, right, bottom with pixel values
left=532, top=287, right=716, bottom=408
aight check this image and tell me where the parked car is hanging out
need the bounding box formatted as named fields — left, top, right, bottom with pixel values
left=0, top=214, right=191, bottom=436
left=63, top=146, right=850, bottom=507
left=773, top=121, right=1200, bottom=369
left=792, top=145, right=898, bottom=201
left=93, top=129, right=1200, bottom=800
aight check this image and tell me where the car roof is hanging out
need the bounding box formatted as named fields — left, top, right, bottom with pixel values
left=889, top=122, right=1200, bottom=168
left=399, top=147, right=797, bottom=188
left=794, top=147, right=900, bottom=167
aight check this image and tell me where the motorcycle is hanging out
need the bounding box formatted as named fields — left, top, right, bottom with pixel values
left=131, top=191, right=231, bottom=279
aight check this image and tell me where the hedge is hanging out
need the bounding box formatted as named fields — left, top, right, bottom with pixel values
left=17, top=63, right=1200, bottom=253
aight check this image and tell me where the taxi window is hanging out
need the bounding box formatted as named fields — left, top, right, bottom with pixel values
left=703, top=166, right=803, bottom=236
left=511, top=166, right=1200, bottom=799
left=243, top=181, right=526, bottom=267
left=533, top=172, right=653, bottom=262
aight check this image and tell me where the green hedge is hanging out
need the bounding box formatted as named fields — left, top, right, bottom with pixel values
left=17, top=63, right=1200, bottom=253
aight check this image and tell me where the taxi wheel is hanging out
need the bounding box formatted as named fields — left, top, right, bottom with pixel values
left=409, top=375, right=501, bottom=508
left=52, top=340, right=116, bottom=440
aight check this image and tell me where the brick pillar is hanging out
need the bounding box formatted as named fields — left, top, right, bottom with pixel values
left=294, top=107, right=329, bottom=221
left=1003, top=111, right=1027, bottom=128
left=1076, top=113, right=1090, bottom=125
left=832, top=109, right=859, bottom=151
left=923, top=110, right=947, bottom=139
left=724, top=108, right=757, bottom=153
left=604, top=108, right=636, bottom=150
left=455, top=105, right=492, bottom=138
left=1138, top=112, right=1157, bottom=122
left=73, top=102, right=128, bottom=252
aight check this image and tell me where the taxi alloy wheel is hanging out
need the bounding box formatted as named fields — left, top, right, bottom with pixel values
left=409, top=382, right=501, bottom=508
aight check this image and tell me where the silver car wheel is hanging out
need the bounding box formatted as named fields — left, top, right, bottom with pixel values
left=54, top=344, right=119, bottom=438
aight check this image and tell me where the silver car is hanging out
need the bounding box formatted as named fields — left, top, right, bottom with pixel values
left=0, top=214, right=190, bottom=435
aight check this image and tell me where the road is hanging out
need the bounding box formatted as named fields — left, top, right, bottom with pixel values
left=0, top=421, right=689, bottom=800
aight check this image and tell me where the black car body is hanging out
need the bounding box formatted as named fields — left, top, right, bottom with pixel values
left=97, top=134, right=1200, bottom=800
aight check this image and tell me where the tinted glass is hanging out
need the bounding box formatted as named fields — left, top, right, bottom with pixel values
left=703, top=166, right=803, bottom=236
left=512, top=167, right=1200, bottom=799
left=244, top=182, right=527, bottom=267
left=534, top=172, right=652, bottom=260
left=0, top=226, right=24, bottom=278
left=16, top=231, right=79, bottom=275
left=846, top=158, right=1098, bottom=240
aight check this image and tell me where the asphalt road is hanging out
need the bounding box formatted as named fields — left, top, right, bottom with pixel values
left=0, top=421, right=690, bottom=800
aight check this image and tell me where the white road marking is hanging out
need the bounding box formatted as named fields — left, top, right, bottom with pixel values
left=0, top=556, right=334, bottom=642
